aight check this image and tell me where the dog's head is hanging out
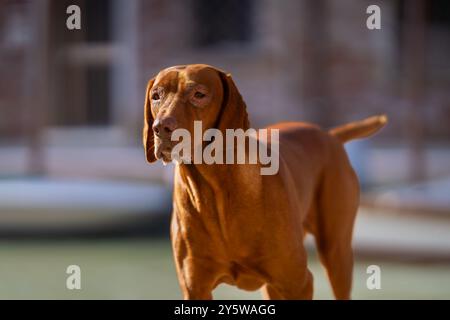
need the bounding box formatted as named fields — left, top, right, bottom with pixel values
left=143, top=64, right=249, bottom=163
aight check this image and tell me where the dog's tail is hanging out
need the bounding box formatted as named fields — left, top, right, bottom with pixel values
left=329, top=114, right=388, bottom=143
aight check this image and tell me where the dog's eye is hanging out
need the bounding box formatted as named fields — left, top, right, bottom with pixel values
left=194, top=91, right=206, bottom=99
left=151, top=92, right=160, bottom=100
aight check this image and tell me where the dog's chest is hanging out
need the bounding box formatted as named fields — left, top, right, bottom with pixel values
left=174, top=165, right=264, bottom=254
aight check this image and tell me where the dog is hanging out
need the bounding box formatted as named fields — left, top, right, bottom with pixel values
left=143, top=64, right=387, bottom=299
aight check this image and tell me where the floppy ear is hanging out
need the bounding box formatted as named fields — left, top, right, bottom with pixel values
left=143, top=78, right=157, bottom=163
left=215, top=70, right=250, bottom=131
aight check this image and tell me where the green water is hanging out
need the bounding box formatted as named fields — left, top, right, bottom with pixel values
left=0, top=239, right=448, bottom=299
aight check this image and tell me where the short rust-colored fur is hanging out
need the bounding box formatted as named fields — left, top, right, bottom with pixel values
left=143, top=64, right=387, bottom=299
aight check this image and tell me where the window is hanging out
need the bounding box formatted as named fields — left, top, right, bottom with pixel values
left=85, top=0, right=111, bottom=43
left=192, top=0, right=253, bottom=47
left=50, top=0, right=114, bottom=126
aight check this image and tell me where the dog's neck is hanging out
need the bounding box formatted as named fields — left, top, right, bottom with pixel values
left=174, top=162, right=263, bottom=246
left=175, top=162, right=262, bottom=211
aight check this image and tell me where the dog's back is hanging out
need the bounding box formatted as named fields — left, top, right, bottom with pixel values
left=264, top=115, right=387, bottom=299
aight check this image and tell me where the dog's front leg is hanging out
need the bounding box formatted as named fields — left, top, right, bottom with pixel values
left=175, top=256, right=223, bottom=300
left=171, top=220, right=221, bottom=299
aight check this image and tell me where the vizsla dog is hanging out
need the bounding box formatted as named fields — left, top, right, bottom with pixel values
left=143, top=64, right=387, bottom=300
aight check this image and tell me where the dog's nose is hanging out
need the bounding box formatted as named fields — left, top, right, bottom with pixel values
left=153, top=117, right=177, bottom=135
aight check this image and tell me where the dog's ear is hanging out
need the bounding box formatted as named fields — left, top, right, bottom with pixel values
left=215, top=70, right=250, bottom=132
left=143, top=78, right=157, bottom=163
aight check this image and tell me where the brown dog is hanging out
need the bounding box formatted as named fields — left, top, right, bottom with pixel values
left=143, top=64, right=387, bottom=299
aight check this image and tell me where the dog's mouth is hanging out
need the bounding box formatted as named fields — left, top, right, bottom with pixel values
left=155, top=146, right=173, bottom=163
left=154, top=136, right=174, bottom=164
left=154, top=134, right=201, bottom=165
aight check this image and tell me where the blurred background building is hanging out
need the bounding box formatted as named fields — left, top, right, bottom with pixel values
left=0, top=0, right=449, bottom=299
